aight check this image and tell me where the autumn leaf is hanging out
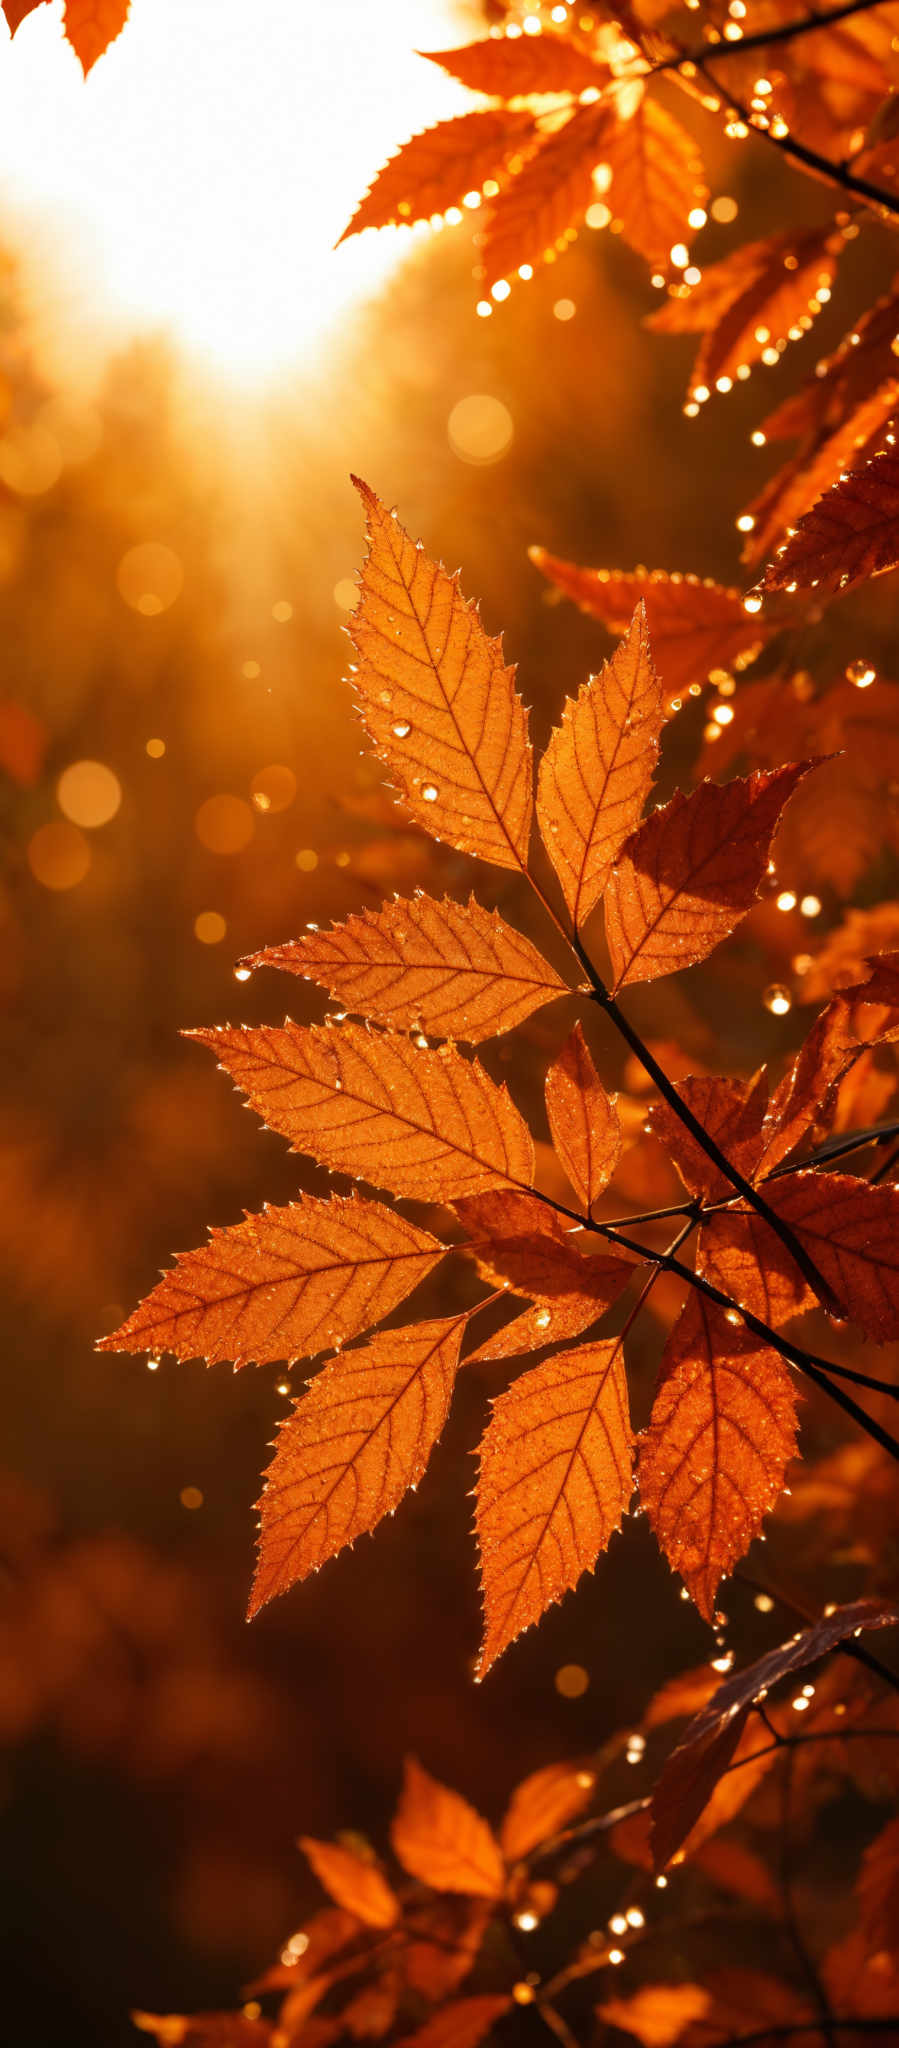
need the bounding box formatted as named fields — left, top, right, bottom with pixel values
left=132, top=2018, right=272, bottom=2048
left=393, top=1996, right=512, bottom=2048
left=650, top=1072, right=768, bottom=1203
left=420, top=33, right=605, bottom=98
left=299, top=1838, right=399, bottom=1930
left=475, top=1336, right=634, bottom=1675
left=500, top=1760, right=596, bottom=1863
left=348, top=479, right=533, bottom=870
left=96, top=1194, right=446, bottom=1368
left=604, top=763, right=813, bottom=990
left=536, top=604, right=665, bottom=927
left=246, top=894, right=568, bottom=1043
left=638, top=1295, right=799, bottom=1621
left=763, top=445, right=899, bottom=595
left=651, top=1597, right=899, bottom=1867
left=402, top=1899, right=491, bottom=2001
left=390, top=1758, right=505, bottom=1898
left=530, top=552, right=770, bottom=695
left=483, top=101, right=615, bottom=286
left=649, top=229, right=840, bottom=399
left=249, top=1315, right=468, bottom=1616
left=857, top=1814, right=899, bottom=1952
left=457, top=1188, right=634, bottom=1348
left=339, top=110, right=537, bottom=240
left=702, top=1171, right=899, bottom=1343
left=596, top=1984, right=710, bottom=2048
left=601, top=98, right=707, bottom=268
left=191, top=1018, right=535, bottom=1204
left=63, top=0, right=129, bottom=73
left=545, top=1022, right=621, bottom=1211
left=2, top=0, right=44, bottom=33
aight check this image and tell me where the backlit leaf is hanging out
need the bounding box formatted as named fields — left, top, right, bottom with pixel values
left=650, top=229, right=840, bottom=398
left=500, top=1760, right=596, bottom=1863
left=420, top=34, right=605, bottom=99
left=483, top=101, right=615, bottom=286
left=651, top=1597, right=899, bottom=1867
left=299, top=1839, right=399, bottom=1930
left=249, top=1315, right=468, bottom=1616
left=348, top=479, right=532, bottom=870
left=531, top=552, right=769, bottom=695
left=63, top=0, right=129, bottom=73
left=763, top=445, right=899, bottom=594
left=536, top=605, right=665, bottom=927
left=390, top=1758, right=505, bottom=1898
left=596, top=1984, right=710, bottom=2048
left=638, top=1295, right=799, bottom=1621
left=402, top=1899, right=491, bottom=2001
left=340, top=111, right=537, bottom=239
left=97, top=1194, right=445, bottom=1367
left=603, top=98, right=707, bottom=268
left=457, top=1188, right=634, bottom=1346
left=192, top=1019, right=535, bottom=1204
left=545, top=1021, right=621, bottom=1211
left=393, top=1996, right=512, bottom=2048
left=604, top=763, right=812, bottom=990
left=247, top=894, right=567, bottom=1043
left=755, top=1170, right=899, bottom=1343
left=476, top=1336, right=634, bottom=1675
left=650, top=1072, right=768, bottom=1203
left=697, top=1207, right=812, bottom=1330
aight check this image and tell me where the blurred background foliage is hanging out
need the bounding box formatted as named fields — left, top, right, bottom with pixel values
left=2, top=2, right=899, bottom=2041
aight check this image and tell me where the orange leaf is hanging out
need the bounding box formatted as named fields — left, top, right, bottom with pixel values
left=697, top=1207, right=812, bottom=1330
left=476, top=1336, right=634, bottom=1675
left=63, top=0, right=129, bottom=74
left=132, top=2017, right=272, bottom=2048
left=596, top=1984, right=710, bottom=2047
left=340, top=110, right=537, bottom=239
left=650, top=229, right=840, bottom=399
left=763, top=444, right=899, bottom=594
left=393, top=1996, right=512, bottom=2048
left=536, top=605, right=665, bottom=927
left=249, top=1315, right=467, bottom=1615
left=192, top=1019, right=535, bottom=1203
left=402, top=1899, right=491, bottom=2001
left=604, top=763, right=812, bottom=990
left=97, top=1194, right=445, bottom=1367
left=390, top=1758, right=505, bottom=1898
left=545, top=1022, right=622, bottom=1211
left=602, top=98, right=707, bottom=268
left=483, top=101, right=615, bottom=285
left=531, top=552, right=769, bottom=696
left=247, top=894, right=567, bottom=1043
left=2, top=1, right=45, bottom=35
left=637, top=1295, right=799, bottom=1621
left=457, top=1188, right=634, bottom=1348
left=500, top=1760, right=596, bottom=1862
left=299, top=1839, right=399, bottom=1930
left=651, top=1597, right=899, bottom=1867
left=761, top=1169, right=899, bottom=1343
left=420, top=34, right=605, bottom=97
left=650, top=1072, right=768, bottom=1203
left=348, top=479, right=532, bottom=870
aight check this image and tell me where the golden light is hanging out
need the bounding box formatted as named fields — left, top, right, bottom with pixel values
left=0, top=0, right=467, bottom=380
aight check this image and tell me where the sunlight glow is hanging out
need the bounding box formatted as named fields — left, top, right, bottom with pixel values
left=0, top=0, right=466, bottom=380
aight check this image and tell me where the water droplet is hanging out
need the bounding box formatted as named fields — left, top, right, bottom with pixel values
left=763, top=983, right=792, bottom=1015
left=233, top=965, right=252, bottom=982
left=392, top=720, right=411, bottom=738
left=846, top=658, right=876, bottom=687
left=534, top=1307, right=552, bottom=1330
left=422, top=784, right=438, bottom=802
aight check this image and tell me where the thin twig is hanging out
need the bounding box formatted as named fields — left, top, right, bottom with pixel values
left=657, top=0, right=888, bottom=68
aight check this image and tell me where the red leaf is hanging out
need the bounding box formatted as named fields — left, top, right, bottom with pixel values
left=638, top=1295, right=799, bottom=1621
left=191, top=1019, right=535, bottom=1204
left=650, top=1072, right=768, bottom=1203
left=299, top=1839, right=399, bottom=1930
left=545, top=1022, right=622, bottom=1211
left=390, top=1758, right=505, bottom=1898
left=531, top=554, right=770, bottom=696
left=340, top=111, right=537, bottom=239
left=63, top=0, right=129, bottom=74
left=702, top=1171, right=899, bottom=1343
left=763, top=444, right=899, bottom=594
left=249, top=1315, right=468, bottom=1615
left=604, top=763, right=813, bottom=990
left=348, top=480, right=533, bottom=870
left=97, top=1194, right=445, bottom=1367
left=476, top=1335, right=634, bottom=1674
left=246, top=894, right=567, bottom=1043
left=536, top=604, right=665, bottom=927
